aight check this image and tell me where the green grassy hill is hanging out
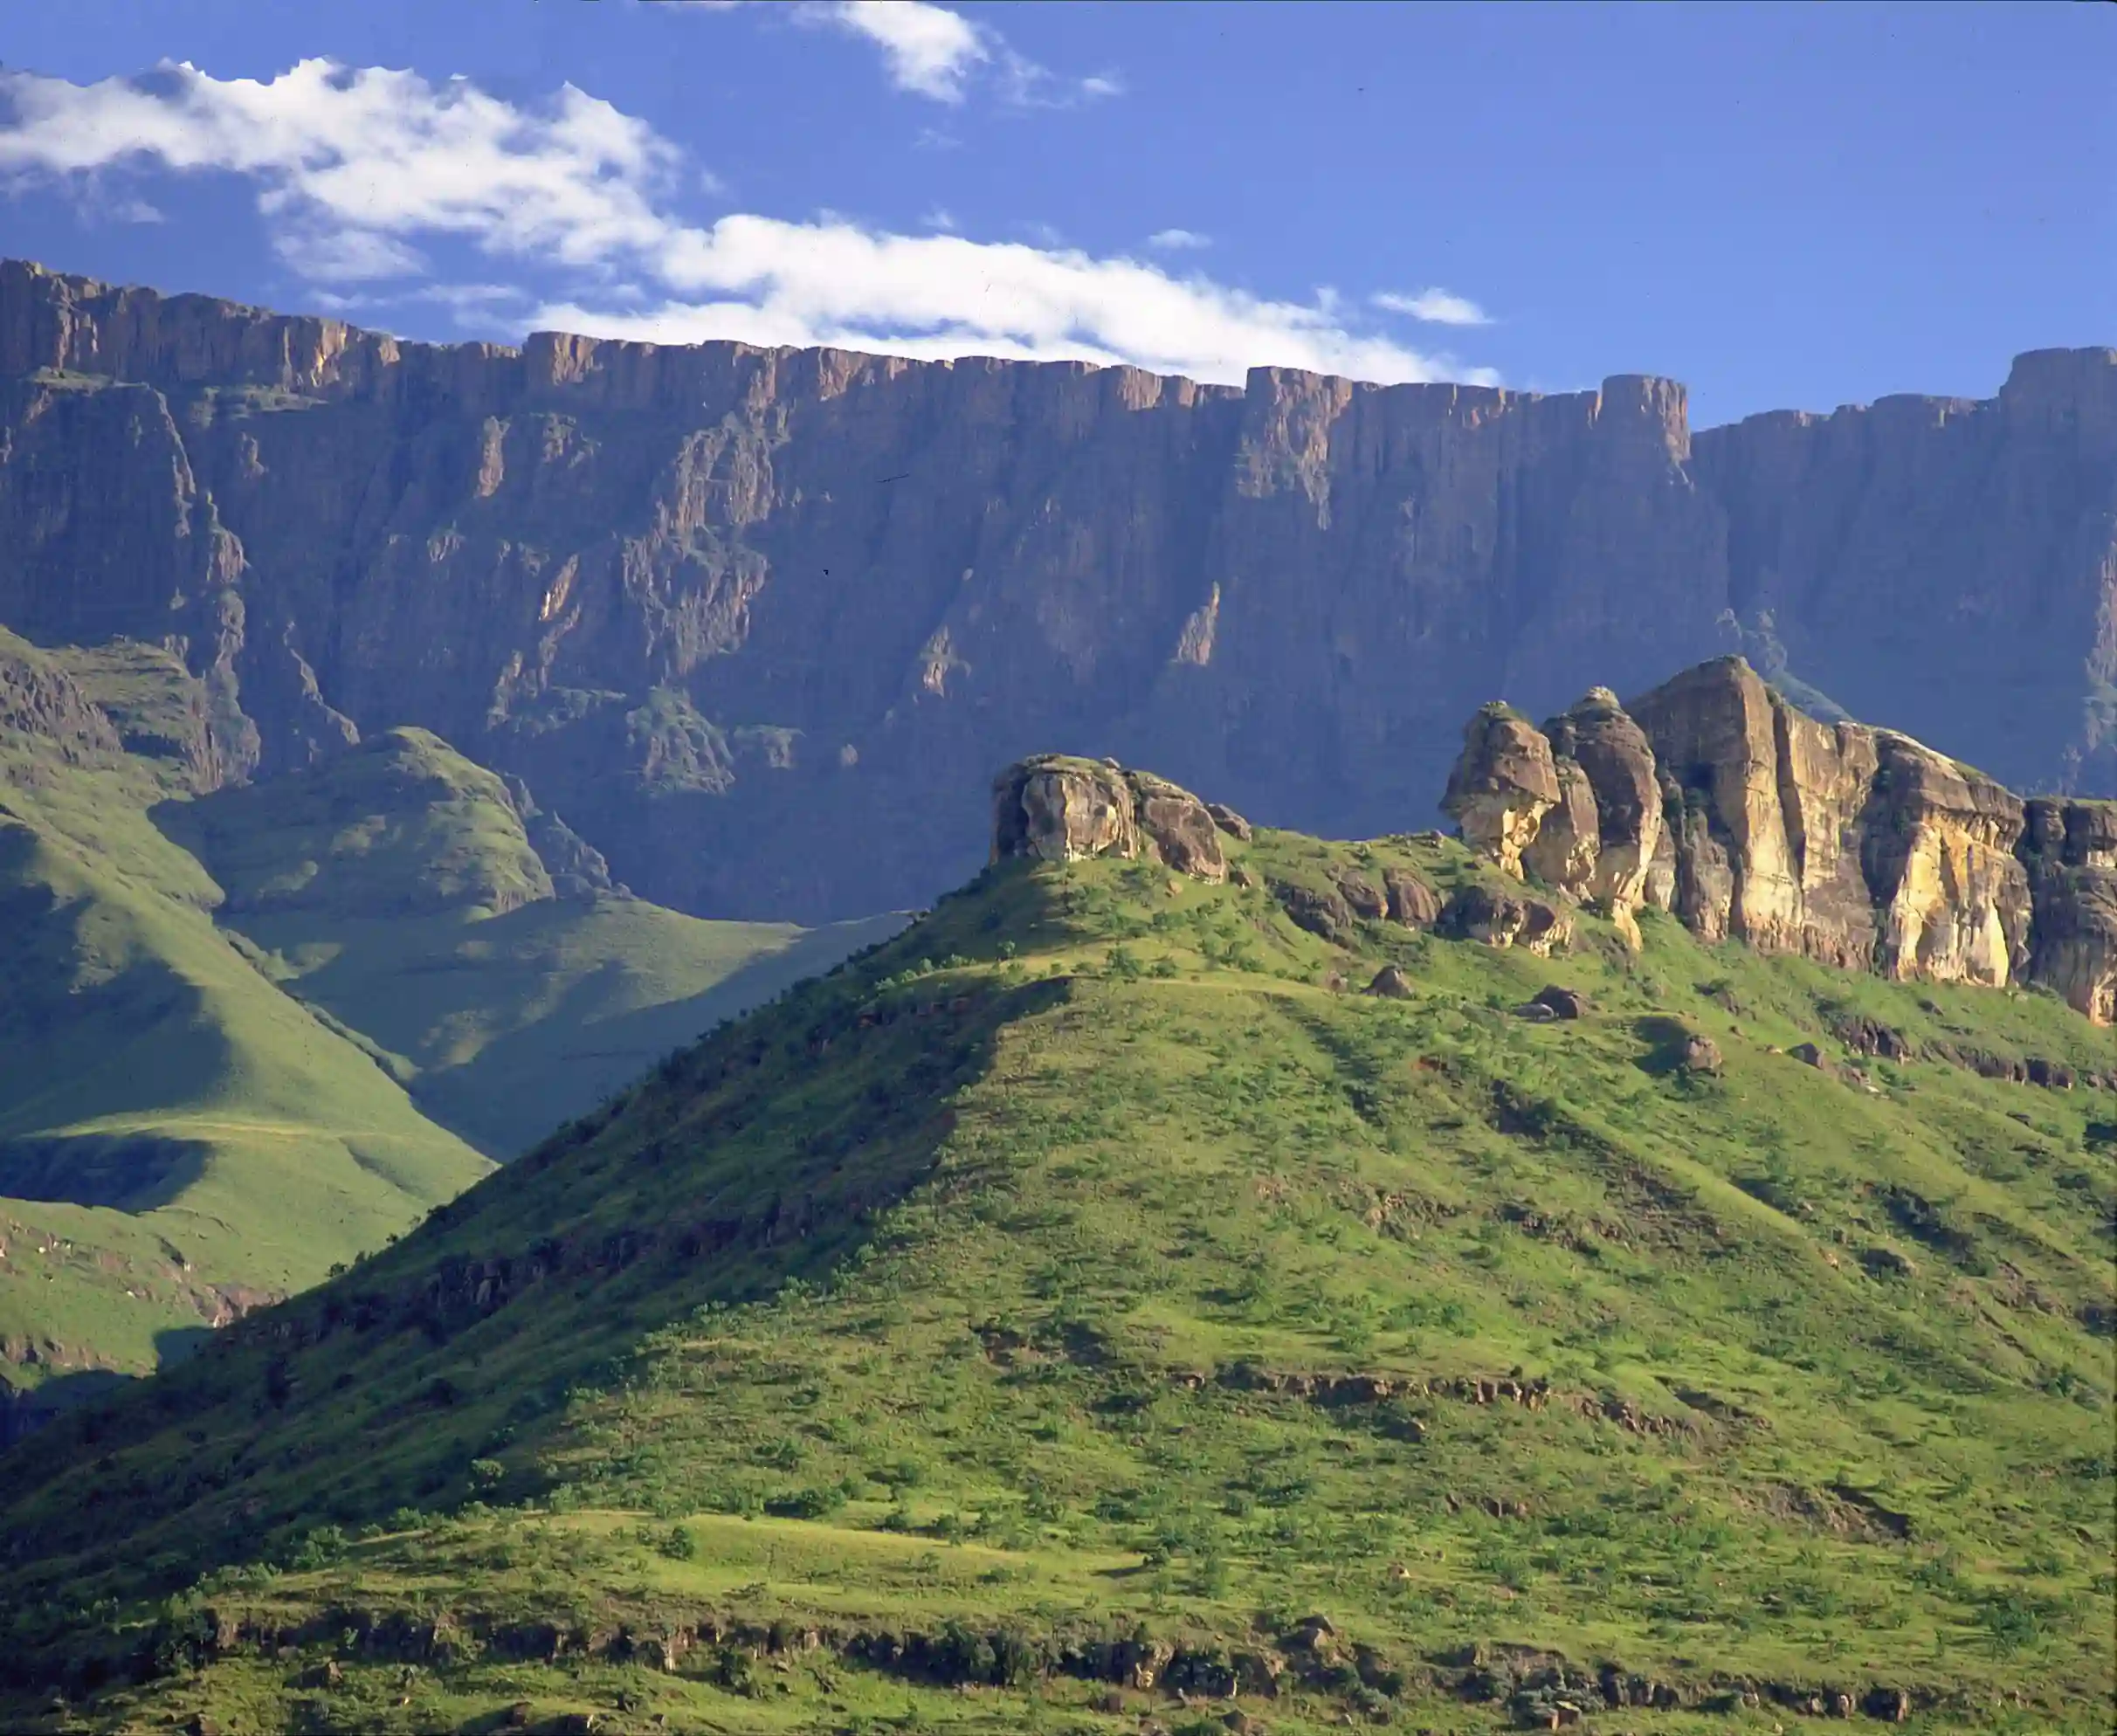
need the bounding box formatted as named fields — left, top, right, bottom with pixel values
left=0, top=637, right=899, bottom=1402
left=1, top=814, right=2107, bottom=1733
left=161, top=728, right=904, bottom=1160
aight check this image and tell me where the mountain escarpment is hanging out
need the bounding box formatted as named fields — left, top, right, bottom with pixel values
left=1441, top=656, right=2117, bottom=1023
left=3, top=258, right=2112, bottom=919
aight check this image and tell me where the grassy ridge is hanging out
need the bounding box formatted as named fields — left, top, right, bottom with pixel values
left=1, top=825, right=2107, bottom=1732
left=0, top=652, right=900, bottom=1391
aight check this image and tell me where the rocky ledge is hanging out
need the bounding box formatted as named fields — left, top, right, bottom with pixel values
left=1442, top=657, right=2117, bottom=1024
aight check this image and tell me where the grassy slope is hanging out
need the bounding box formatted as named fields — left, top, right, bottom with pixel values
left=227, top=899, right=903, bottom=1161
left=0, top=658, right=897, bottom=1388
left=0, top=731, right=495, bottom=1386
left=0, top=826, right=2108, bottom=1733
left=163, top=727, right=904, bottom=1159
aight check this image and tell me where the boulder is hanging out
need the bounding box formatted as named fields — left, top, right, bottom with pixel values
left=1365, top=966, right=1414, bottom=999
left=1206, top=802, right=1253, bottom=841
left=1438, top=885, right=1571, bottom=954
left=1334, top=869, right=1386, bottom=920
left=1831, top=1015, right=1909, bottom=1058
left=1383, top=866, right=1442, bottom=927
left=1531, top=985, right=1589, bottom=1020
left=1680, top=1033, right=1723, bottom=1075
left=1128, top=770, right=1228, bottom=883
left=990, top=757, right=1224, bottom=883
left=1442, top=705, right=1561, bottom=878
left=1275, top=882, right=1355, bottom=942
left=991, top=757, right=1138, bottom=865
left=1519, top=899, right=1574, bottom=956
left=1439, top=884, right=1526, bottom=947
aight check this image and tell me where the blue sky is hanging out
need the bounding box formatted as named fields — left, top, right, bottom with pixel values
left=0, top=1, right=2107, bottom=426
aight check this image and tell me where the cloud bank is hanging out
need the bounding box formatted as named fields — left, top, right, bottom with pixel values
left=0, top=58, right=1496, bottom=388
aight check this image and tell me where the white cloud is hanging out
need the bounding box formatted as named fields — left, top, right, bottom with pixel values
left=0, top=59, right=679, bottom=282
left=1372, top=287, right=1492, bottom=327
left=792, top=1, right=1114, bottom=108
left=0, top=58, right=1496, bottom=389
left=1147, top=228, right=1210, bottom=251
left=923, top=205, right=958, bottom=231
left=795, top=1, right=987, bottom=103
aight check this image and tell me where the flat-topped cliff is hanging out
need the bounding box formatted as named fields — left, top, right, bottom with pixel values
left=2, top=258, right=2111, bottom=919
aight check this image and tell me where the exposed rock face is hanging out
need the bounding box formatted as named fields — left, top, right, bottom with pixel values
left=1127, top=770, right=1229, bottom=883
left=1275, top=882, right=1355, bottom=942
left=2020, top=798, right=2117, bottom=1025
left=990, top=756, right=1225, bottom=883
left=0, top=639, right=120, bottom=763
left=1544, top=686, right=1666, bottom=945
left=1438, top=885, right=1573, bottom=955
left=2, top=260, right=2107, bottom=921
left=1442, top=706, right=1560, bottom=877
left=1383, top=866, right=1442, bottom=928
left=1521, top=754, right=1601, bottom=900
left=991, top=758, right=1141, bottom=866
left=1443, top=657, right=2117, bottom=1023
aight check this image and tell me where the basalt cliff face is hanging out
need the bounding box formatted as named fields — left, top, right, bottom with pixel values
left=1442, top=657, right=2117, bottom=1023
left=3, top=258, right=2112, bottom=919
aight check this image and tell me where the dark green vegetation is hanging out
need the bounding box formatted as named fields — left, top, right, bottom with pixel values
left=0, top=630, right=898, bottom=1399
left=1, top=816, right=2109, bottom=1733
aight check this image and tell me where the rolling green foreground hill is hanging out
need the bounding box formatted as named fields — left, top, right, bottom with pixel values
left=1, top=811, right=2108, bottom=1733
left=0, top=631, right=898, bottom=1406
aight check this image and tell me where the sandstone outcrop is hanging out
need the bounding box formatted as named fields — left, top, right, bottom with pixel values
left=1442, top=657, right=2117, bottom=1023
left=1383, top=866, right=1442, bottom=928
left=2020, top=798, right=2117, bottom=1025
left=991, top=756, right=1225, bottom=883
left=1438, top=885, right=1573, bottom=955
left=1442, top=706, right=1560, bottom=878
left=2, top=259, right=2107, bottom=922
left=1542, top=687, right=1667, bottom=946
